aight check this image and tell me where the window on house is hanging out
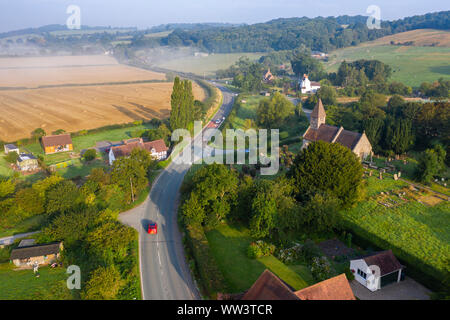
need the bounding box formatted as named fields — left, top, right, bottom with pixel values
left=357, top=269, right=367, bottom=279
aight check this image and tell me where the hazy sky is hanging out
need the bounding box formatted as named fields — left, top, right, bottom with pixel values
left=0, top=0, right=448, bottom=33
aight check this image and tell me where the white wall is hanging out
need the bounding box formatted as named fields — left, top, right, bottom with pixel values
left=350, top=259, right=380, bottom=291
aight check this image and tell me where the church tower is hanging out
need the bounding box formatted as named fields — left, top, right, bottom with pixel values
left=310, top=98, right=326, bottom=130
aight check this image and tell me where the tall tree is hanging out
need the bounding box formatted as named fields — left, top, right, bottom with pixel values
left=289, top=141, right=364, bottom=208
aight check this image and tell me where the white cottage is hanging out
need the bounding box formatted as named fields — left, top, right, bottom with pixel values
left=299, top=74, right=320, bottom=94
left=350, top=250, right=404, bottom=292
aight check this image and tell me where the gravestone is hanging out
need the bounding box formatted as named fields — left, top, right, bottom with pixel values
left=394, top=173, right=398, bottom=181
left=379, top=171, right=383, bottom=180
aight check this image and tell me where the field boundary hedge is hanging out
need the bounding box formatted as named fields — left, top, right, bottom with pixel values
left=183, top=223, right=226, bottom=298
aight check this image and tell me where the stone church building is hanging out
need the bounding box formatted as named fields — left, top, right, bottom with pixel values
left=302, top=99, right=373, bottom=159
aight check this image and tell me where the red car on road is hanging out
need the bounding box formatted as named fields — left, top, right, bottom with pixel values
left=148, top=223, right=158, bottom=234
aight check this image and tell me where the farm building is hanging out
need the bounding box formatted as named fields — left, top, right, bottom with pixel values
left=108, top=138, right=168, bottom=165
left=16, top=153, right=38, bottom=171
left=350, top=250, right=404, bottom=292
left=10, top=242, right=63, bottom=268
left=299, top=74, right=320, bottom=94
left=218, top=269, right=355, bottom=300
left=4, top=143, right=19, bottom=154
left=302, top=99, right=373, bottom=159
left=41, top=134, right=73, bottom=154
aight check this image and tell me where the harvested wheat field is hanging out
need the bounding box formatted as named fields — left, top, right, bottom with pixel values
left=0, top=55, right=166, bottom=88
left=0, top=82, right=206, bottom=142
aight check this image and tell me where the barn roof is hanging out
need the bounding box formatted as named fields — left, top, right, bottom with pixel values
left=10, top=242, right=62, bottom=260
left=362, top=250, right=403, bottom=276
left=242, top=269, right=300, bottom=300
left=294, top=274, right=356, bottom=300
left=41, top=134, right=72, bottom=148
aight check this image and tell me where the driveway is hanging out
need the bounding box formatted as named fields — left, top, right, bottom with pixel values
left=350, top=278, right=432, bottom=300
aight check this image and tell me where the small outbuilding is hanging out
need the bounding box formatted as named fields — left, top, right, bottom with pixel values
left=4, top=144, right=19, bottom=154
left=41, top=134, right=73, bottom=154
left=350, top=250, right=404, bottom=291
left=10, top=242, right=63, bottom=268
left=16, top=153, right=39, bottom=171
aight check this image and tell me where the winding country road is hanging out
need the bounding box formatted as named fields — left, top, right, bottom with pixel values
left=119, top=85, right=235, bottom=300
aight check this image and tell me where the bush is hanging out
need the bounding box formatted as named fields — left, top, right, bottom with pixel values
left=83, top=149, right=97, bottom=161
left=5, top=151, right=19, bottom=163
left=247, top=243, right=263, bottom=259
left=247, top=240, right=275, bottom=259
left=311, top=256, right=334, bottom=282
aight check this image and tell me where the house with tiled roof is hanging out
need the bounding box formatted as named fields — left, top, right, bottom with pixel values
left=41, top=134, right=73, bottom=154
left=218, top=269, right=355, bottom=300
left=350, top=250, right=404, bottom=291
left=294, top=274, right=355, bottom=300
left=302, top=98, right=372, bottom=159
left=108, top=138, right=168, bottom=165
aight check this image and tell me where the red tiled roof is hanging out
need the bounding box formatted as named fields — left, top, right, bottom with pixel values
left=363, top=250, right=403, bottom=276
left=242, top=270, right=300, bottom=300
left=144, top=139, right=168, bottom=153
left=112, top=139, right=168, bottom=159
left=311, top=98, right=326, bottom=119
left=303, top=124, right=340, bottom=143
left=294, top=274, right=356, bottom=300
left=111, top=142, right=143, bottom=158
left=41, top=134, right=72, bottom=148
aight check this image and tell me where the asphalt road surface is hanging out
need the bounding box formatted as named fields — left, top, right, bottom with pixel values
left=119, top=85, right=235, bottom=300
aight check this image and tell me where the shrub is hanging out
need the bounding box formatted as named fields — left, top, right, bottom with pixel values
left=83, top=149, right=97, bottom=161
left=5, top=151, right=19, bottom=163
left=276, top=243, right=303, bottom=264
left=247, top=243, right=263, bottom=259
left=247, top=240, right=275, bottom=259
left=311, top=256, right=334, bottom=282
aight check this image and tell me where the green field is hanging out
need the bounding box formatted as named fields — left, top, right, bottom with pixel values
left=205, top=223, right=313, bottom=293
left=157, top=52, right=264, bottom=76
left=340, top=175, right=450, bottom=284
left=0, top=263, right=71, bottom=300
left=326, top=45, right=450, bottom=87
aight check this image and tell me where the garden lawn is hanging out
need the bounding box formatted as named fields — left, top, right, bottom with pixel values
left=206, top=223, right=312, bottom=293
left=0, top=263, right=70, bottom=300
left=341, top=175, right=450, bottom=283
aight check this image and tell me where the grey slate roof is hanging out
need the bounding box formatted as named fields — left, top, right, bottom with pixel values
left=10, top=242, right=62, bottom=260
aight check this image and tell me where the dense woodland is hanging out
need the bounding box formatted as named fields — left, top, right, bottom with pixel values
left=164, top=11, right=449, bottom=53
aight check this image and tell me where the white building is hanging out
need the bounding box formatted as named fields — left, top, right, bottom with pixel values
left=350, top=250, right=404, bottom=292
left=4, top=144, right=19, bottom=154
left=299, top=74, right=320, bottom=94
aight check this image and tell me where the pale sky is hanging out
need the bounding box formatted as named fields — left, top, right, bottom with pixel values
left=0, top=0, right=448, bottom=33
